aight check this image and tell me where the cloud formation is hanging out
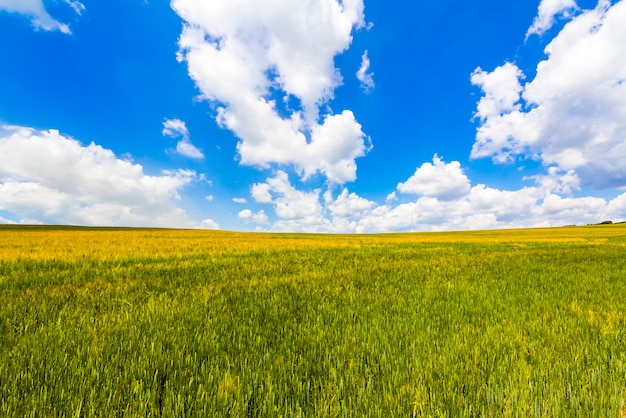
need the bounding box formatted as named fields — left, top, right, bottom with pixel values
left=356, top=50, right=375, bottom=92
left=0, top=125, right=197, bottom=226
left=172, top=0, right=370, bottom=184
left=244, top=156, right=626, bottom=233
left=472, top=0, right=626, bottom=189
left=231, top=0, right=626, bottom=233
left=162, top=118, right=204, bottom=159
left=250, top=171, right=330, bottom=231
left=397, top=155, right=471, bottom=201
left=63, top=0, right=85, bottom=16
left=238, top=209, right=269, bottom=225
left=526, top=0, right=579, bottom=38
left=0, top=0, right=83, bottom=34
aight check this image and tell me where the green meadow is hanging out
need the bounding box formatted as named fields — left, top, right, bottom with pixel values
left=1, top=225, right=625, bottom=416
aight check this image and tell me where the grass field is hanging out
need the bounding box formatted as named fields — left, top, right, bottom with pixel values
left=1, top=224, right=625, bottom=416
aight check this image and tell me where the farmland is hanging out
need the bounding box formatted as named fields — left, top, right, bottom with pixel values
left=1, top=225, right=625, bottom=416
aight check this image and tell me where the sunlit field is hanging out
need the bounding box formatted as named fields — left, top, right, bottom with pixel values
left=1, top=224, right=625, bottom=416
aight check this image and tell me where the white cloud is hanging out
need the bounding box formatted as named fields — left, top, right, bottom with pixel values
left=238, top=209, right=252, bottom=220
left=162, top=118, right=204, bottom=159
left=471, top=63, right=524, bottom=123
left=356, top=50, right=375, bottom=92
left=172, top=0, right=369, bottom=184
left=238, top=209, right=269, bottom=224
left=0, top=215, right=13, bottom=224
left=472, top=0, right=626, bottom=189
left=162, top=118, right=189, bottom=138
left=232, top=197, right=247, bottom=204
left=397, top=155, right=471, bottom=201
left=201, top=218, right=220, bottom=229
left=607, top=192, right=626, bottom=215
left=251, top=171, right=327, bottom=230
left=386, top=191, right=397, bottom=202
left=205, top=195, right=214, bottom=202
left=251, top=182, right=273, bottom=204
left=526, top=166, right=581, bottom=195
left=182, top=0, right=626, bottom=234
left=466, top=184, right=543, bottom=224
left=539, top=193, right=607, bottom=218
left=0, top=0, right=83, bottom=34
left=63, top=0, right=85, bottom=16
left=325, top=188, right=376, bottom=217
left=244, top=154, right=626, bottom=233
left=306, top=111, right=370, bottom=184
left=527, top=0, right=579, bottom=38
left=349, top=180, right=625, bottom=233
left=0, top=125, right=198, bottom=227
left=175, top=140, right=204, bottom=159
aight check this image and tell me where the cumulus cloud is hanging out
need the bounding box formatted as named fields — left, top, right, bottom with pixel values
left=0, top=125, right=198, bottom=227
left=527, top=0, right=579, bottom=38
left=325, top=188, right=376, bottom=217
left=251, top=171, right=329, bottom=231
left=238, top=209, right=269, bottom=225
left=162, top=118, right=204, bottom=159
left=232, top=198, right=248, bottom=204
left=245, top=154, right=626, bottom=233
left=397, top=155, right=471, bottom=201
left=526, top=166, right=581, bottom=195
left=361, top=184, right=624, bottom=233
left=240, top=0, right=626, bottom=233
left=356, top=50, right=375, bottom=92
left=471, top=63, right=525, bottom=124
left=0, top=0, right=83, bottom=34
left=251, top=171, right=323, bottom=221
left=201, top=218, right=220, bottom=229
left=171, top=0, right=370, bottom=184
left=472, top=0, right=626, bottom=189
left=162, top=118, right=189, bottom=139
left=237, top=209, right=252, bottom=220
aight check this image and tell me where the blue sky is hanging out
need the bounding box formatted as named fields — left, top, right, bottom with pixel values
left=1, top=0, right=625, bottom=232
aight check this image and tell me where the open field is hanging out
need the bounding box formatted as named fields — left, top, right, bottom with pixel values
left=1, top=224, right=625, bottom=416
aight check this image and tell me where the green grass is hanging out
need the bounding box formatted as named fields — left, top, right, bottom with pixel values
left=1, top=225, right=625, bottom=416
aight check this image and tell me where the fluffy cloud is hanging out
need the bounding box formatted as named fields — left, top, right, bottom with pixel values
left=0, top=125, right=198, bottom=227
left=238, top=209, right=269, bottom=225
left=527, top=166, right=581, bottom=195
left=368, top=185, right=623, bottom=233
left=201, top=218, right=220, bottom=230
left=242, top=0, right=626, bottom=233
left=527, top=0, right=579, bottom=38
left=250, top=171, right=330, bottom=231
left=356, top=50, right=375, bottom=92
left=246, top=155, right=626, bottom=233
left=325, top=188, right=376, bottom=217
left=162, top=118, right=204, bottom=159
left=172, top=0, right=370, bottom=184
left=471, top=63, right=525, bottom=124
left=162, top=118, right=189, bottom=140
left=251, top=171, right=324, bottom=221
left=0, top=0, right=83, bottom=34
left=397, top=155, right=471, bottom=201
left=472, top=0, right=626, bottom=189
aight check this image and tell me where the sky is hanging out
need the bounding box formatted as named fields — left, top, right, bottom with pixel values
left=1, top=0, right=625, bottom=232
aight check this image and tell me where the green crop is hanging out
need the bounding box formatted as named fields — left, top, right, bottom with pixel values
left=1, top=225, right=625, bottom=416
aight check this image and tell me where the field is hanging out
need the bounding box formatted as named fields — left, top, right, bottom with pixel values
left=1, top=224, right=625, bottom=417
